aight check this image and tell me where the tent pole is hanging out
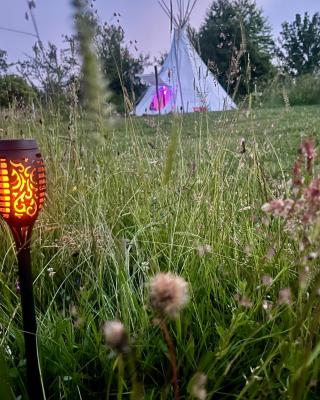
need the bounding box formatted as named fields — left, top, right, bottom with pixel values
left=155, top=65, right=161, bottom=116
left=170, top=0, right=173, bottom=32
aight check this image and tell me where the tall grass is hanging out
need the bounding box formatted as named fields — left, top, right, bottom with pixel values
left=0, top=104, right=320, bottom=399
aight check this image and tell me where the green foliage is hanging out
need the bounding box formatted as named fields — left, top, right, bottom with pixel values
left=96, top=22, right=148, bottom=113
left=278, top=12, right=320, bottom=76
left=256, top=74, right=320, bottom=108
left=0, top=350, right=13, bottom=400
left=198, top=0, right=275, bottom=97
left=0, top=74, right=35, bottom=108
left=18, top=39, right=79, bottom=104
left=0, top=49, right=8, bottom=75
left=289, top=74, right=320, bottom=106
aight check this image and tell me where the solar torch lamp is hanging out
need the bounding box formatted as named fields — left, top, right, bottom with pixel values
left=0, top=140, right=46, bottom=399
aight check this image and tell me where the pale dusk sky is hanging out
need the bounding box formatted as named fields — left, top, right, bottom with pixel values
left=0, top=0, right=319, bottom=65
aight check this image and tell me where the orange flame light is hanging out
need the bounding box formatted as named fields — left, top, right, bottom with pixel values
left=0, top=140, right=46, bottom=227
left=0, top=139, right=46, bottom=400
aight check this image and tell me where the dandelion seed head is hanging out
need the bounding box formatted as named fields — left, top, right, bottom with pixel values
left=191, top=373, right=207, bottom=400
left=234, top=293, right=253, bottom=308
left=278, top=288, right=292, bottom=305
left=102, top=320, right=129, bottom=353
left=262, top=275, right=273, bottom=286
left=148, top=273, right=189, bottom=318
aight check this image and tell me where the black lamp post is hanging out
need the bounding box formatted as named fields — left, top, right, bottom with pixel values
left=0, top=139, right=46, bottom=399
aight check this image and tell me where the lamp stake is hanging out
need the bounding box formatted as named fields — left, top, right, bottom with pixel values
left=17, top=242, right=43, bottom=399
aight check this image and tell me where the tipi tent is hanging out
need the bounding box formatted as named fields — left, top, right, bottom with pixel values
left=134, top=0, right=236, bottom=116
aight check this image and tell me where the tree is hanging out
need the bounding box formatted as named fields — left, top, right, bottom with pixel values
left=96, top=22, right=148, bottom=112
left=0, top=75, right=35, bottom=108
left=18, top=38, right=79, bottom=103
left=198, top=0, right=275, bottom=97
left=0, top=50, right=8, bottom=75
left=278, top=12, right=320, bottom=76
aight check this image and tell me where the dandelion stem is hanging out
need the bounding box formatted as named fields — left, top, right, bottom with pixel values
left=128, top=350, right=144, bottom=399
left=117, top=354, right=124, bottom=400
left=159, top=319, right=180, bottom=400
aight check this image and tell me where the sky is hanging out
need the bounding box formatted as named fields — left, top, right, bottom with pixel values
left=0, top=0, right=319, bottom=66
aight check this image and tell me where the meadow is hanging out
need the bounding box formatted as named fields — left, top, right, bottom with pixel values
left=1, top=104, right=320, bottom=399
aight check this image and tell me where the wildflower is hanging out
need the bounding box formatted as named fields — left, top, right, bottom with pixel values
left=197, top=244, right=212, bottom=257
left=278, top=288, right=292, bottom=305
left=191, top=373, right=207, bottom=400
left=234, top=293, right=252, bottom=308
left=239, top=206, right=251, bottom=212
left=102, top=320, right=129, bottom=353
left=262, top=300, right=273, bottom=311
left=308, top=252, right=318, bottom=260
left=261, top=199, right=294, bottom=218
left=47, top=267, right=56, bottom=278
left=266, top=247, right=276, bottom=259
left=304, top=179, right=320, bottom=203
left=292, top=161, right=303, bottom=188
left=148, top=273, right=189, bottom=318
left=261, top=275, right=273, bottom=286
left=300, top=138, right=316, bottom=172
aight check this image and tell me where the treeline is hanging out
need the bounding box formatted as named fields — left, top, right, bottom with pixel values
left=1, top=0, right=320, bottom=112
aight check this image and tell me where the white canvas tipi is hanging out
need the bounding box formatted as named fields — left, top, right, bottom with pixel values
left=135, top=0, right=236, bottom=116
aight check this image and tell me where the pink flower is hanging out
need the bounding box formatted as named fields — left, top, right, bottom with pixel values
left=292, top=161, right=302, bottom=187
left=261, top=199, right=294, bottom=218
left=300, top=138, right=316, bottom=161
left=304, top=179, right=320, bottom=203
left=300, top=139, right=316, bottom=173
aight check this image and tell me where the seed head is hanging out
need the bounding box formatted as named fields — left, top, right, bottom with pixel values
left=148, top=273, right=189, bottom=318
left=197, top=244, right=212, bottom=257
left=278, top=288, right=292, bottom=305
left=234, top=293, right=253, bottom=308
left=191, top=373, right=207, bottom=400
left=102, top=320, right=129, bottom=353
left=261, top=275, right=273, bottom=286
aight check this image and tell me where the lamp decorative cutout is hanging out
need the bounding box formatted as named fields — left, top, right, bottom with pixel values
left=0, top=140, right=46, bottom=400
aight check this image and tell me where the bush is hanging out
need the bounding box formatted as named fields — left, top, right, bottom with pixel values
left=289, top=74, right=320, bottom=105
left=255, top=73, right=320, bottom=108
left=0, top=74, right=35, bottom=108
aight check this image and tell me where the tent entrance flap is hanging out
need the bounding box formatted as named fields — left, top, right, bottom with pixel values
left=149, top=85, right=173, bottom=111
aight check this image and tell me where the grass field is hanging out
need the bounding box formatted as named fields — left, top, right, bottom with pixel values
left=1, top=104, right=320, bottom=399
